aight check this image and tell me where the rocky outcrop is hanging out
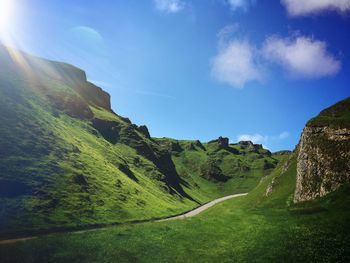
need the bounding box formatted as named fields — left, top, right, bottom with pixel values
left=265, top=178, right=277, bottom=197
left=208, top=136, right=229, bottom=149
left=294, top=97, right=350, bottom=202
left=238, top=141, right=254, bottom=148
left=218, top=136, right=229, bottom=149
left=186, top=140, right=205, bottom=151
left=138, top=125, right=151, bottom=139
left=194, top=140, right=206, bottom=150
left=200, top=159, right=229, bottom=182
left=238, top=141, right=267, bottom=153
left=170, top=141, right=183, bottom=152
left=47, top=92, right=93, bottom=120
left=294, top=126, right=350, bottom=202
left=80, top=82, right=111, bottom=111
left=1, top=45, right=112, bottom=113
left=92, top=119, right=121, bottom=144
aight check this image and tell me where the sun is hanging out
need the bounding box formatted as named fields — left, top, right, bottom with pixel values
left=0, top=0, right=15, bottom=35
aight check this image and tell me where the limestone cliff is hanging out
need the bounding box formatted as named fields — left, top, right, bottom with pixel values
left=294, top=97, right=350, bottom=202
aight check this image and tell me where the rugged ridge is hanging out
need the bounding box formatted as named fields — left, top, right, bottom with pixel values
left=294, top=97, right=350, bottom=202
left=0, top=45, right=281, bottom=237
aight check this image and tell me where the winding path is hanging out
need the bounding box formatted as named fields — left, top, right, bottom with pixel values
left=0, top=193, right=248, bottom=245
left=158, top=193, right=248, bottom=221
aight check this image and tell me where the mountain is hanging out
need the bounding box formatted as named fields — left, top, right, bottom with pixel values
left=0, top=45, right=282, bottom=238
left=294, top=97, right=350, bottom=202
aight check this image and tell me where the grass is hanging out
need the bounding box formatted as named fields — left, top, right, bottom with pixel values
left=1, top=45, right=350, bottom=263
left=0, top=46, right=282, bottom=238
left=307, top=96, right=350, bottom=128
left=1, top=153, right=350, bottom=263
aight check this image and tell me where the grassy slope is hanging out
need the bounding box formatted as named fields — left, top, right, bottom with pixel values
left=307, top=96, right=350, bottom=128
left=0, top=46, right=279, bottom=238
left=2, top=152, right=349, bottom=263
left=155, top=138, right=279, bottom=202
left=0, top=69, right=195, bottom=236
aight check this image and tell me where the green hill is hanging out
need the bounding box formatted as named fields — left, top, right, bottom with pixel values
left=2, top=150, right=350, bottom=262
left=0, top=45, right=282, bottom=238
left=1, top=46, right=350, bottom=263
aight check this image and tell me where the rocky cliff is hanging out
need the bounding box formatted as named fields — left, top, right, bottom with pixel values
left=294, top=97, right=350, bottom=202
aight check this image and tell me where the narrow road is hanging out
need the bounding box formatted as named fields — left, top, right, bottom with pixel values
left=158, top=193, right=248, bottom=221
left=0, top=193, right=248, bottom=245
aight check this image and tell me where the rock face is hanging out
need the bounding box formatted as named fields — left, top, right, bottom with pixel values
left=218, top=136, right=229, bottom=149
left=208, top=136, right=229, bottom=149
left=138, top=125, right=151, bottom=139
left=238, top=141, right=268, bottom=154
left=294, top=97, right=350, bottom=202
left=200, top=159, right=229, bottom=182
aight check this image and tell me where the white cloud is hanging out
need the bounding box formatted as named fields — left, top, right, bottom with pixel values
left=226, top=0, right=256, bottom=11
left=237, top=134, right=268, bottom=144
left=211, top=40, right=263, bottom=88
left=212, top=26, right=341, bottom=88
left=281, top=0, right=350, bottom=16
left=262, top=36, right=341, bottom=78
left=279, top=131, right=290, bottom=139
left=154, top=0, right=185, bottom=13
left=237, top=131, right=290, bottom=150
left=217, top=24, right=240, bottom=42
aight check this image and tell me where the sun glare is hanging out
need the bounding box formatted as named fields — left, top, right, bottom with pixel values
left=0, top=0, right=15, bottom=35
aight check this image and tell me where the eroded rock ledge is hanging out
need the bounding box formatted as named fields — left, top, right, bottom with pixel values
left=294, top=126, right=350, bottom=202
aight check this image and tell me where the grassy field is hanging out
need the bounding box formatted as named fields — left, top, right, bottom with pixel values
left=0, top=46, right=280, bottom=238
left=2, top=154, right=349, bottom=263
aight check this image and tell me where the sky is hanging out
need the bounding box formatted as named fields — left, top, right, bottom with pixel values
left=1, top=0, right=349, bottom=151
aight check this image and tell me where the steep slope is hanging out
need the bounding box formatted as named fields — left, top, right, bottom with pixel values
left=3, top=148, right=350, bottom=262
left=0, top=45, right=197, bottom=236
left=294, top=97, right=350, bottom=202
left=0, top=45, right=281, bottom=238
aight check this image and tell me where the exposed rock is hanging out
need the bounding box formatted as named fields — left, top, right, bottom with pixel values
left=186, top=143, right=196, bottom=151
left=218, top=136, right=229, bottom=149
left=238, top=141, right=254, bottom=147
left=263, top=160, right=276, bottom=170
left=47, top=92, right=93, bottom=120
left=119, top=116, right=132, bottom=124
left=238, top=141, right=266, bottom=153
left=138, top=125, right=151, bottom=139
left=200, top=159, right=230, bottom=182
left=281, top=154, right=294, bottom=174
left=208, top=137, right=229, bottom=149
left=294, top=126, right=350, bottom=202
left=194, top=140, right=206, bottom=151
left=266, top=178, right=277, bottom=197
left=117, top=163, right=138, bottom=182
left=92, top=118, right=121, bottom=144
left=170, top=141, right=183, bottom=152
left=81, top=82, right=111, bottom=111
left=254, top=144, right=263, bottom=150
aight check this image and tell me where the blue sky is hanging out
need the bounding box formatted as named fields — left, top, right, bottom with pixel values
left=1, top=0, right=349, bottom=151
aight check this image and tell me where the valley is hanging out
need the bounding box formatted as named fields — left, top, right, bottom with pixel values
left=0, top=45, right=349, bottom=262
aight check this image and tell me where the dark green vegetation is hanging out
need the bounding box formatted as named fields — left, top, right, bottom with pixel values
left=0, top=45, right=279, bottom=238
left=307, top=97, right=350, bottom=128
left=2, top=153, right=350, bottom=263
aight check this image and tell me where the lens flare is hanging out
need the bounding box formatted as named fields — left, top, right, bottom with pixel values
left=0, top=0, right=15, bottom=35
